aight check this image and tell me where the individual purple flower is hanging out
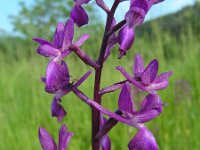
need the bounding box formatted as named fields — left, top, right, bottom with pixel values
left=33, top=19, right=90, bottom=61
left=116, top=54, right=173, bottom=94
left=51, top=97, right=66, bottom=122
left=43, top=61, right=69, bottom=93
left=70, top=0, right=90, bottom=27
left=118, top=0, right=165, bottom=58
left=39, top=124, right=73, bottom=150
left=118, top=82, right=162, bottom=124
left=128, top=127, right=158, bottom=150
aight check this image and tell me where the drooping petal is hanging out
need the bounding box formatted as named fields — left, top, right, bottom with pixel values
left=37, top=44, right=60, bottom=57
left=133, top=54, right=144, bottom=78
left=128, top=127, right=158, bottom=150
left=39, top=127, right=57, bottom=150
left=70, top=5, right=89, bottom=27
left=33, top=37, right=52, bottom=45
left=51, top=98, right=66, bottom=122
left=53, top=22, right=65, bottom=49
left=45, top=61, right=69, bottom=93
left=118, top=82, right=135, bottom=118
left=58, top=124, right=73, bottom=150
left=62, top=19, right=74, bottom=49
left=75, top=34, right=90, bottom=47
left=118, top=25, right=135, bottom=59
left=141, top=59, right=158, bottom=85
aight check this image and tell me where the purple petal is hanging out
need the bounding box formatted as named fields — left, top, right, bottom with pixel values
left=154, top=71, right=173, bottom=83
left=128, top=127, right=158, bottom=150
left=51, top=97, right=66, bottom=122
left=75, top=34, right=90, bottom=47
left=39, top=127, right=57, bottom=150
left=133, top=94, right=162, bottom=123
left=75, top=0, right=90, bottom=5
left=130, top=0, right=149, bottom=12
left=149, top=81, right=169, bottom=90
left=95, top=0, right=110, bottom=12
left=33, top=37, right=52, bottom=45
left=101, top=135, right=111, bottom=150
left=53, top=22, right=65, bottom=49
left=141, top=59, right=158, bottom=85
left=45, top=61, right=69, bottom=93
left=62, top=19, right=74, bottom=49
left=133, top=54, right=144, bottom=78
left=37, top=44, right=60, bottom=57
left=70, top=5, right=89, bottom=27
left=118, top=82, right=135, bottom=117
left=118, top=25, right=135, bottom=59
left=58, top=124, right=73, bottom=150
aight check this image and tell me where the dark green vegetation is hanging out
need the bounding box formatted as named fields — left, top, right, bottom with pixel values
left=0, top=2, right=200, bottom=150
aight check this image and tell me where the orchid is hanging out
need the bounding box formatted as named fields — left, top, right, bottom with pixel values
left=39, top=124, right=73, bottom=150
left=116, top=54, right=173, bottom=94
left=34, top=0, right=172, bottom=150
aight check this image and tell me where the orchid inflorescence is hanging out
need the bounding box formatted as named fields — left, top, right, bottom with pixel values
left=33, top=0, right=172, bottom=150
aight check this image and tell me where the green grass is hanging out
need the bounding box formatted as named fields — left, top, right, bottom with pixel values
left=0, top=27, right=200, bottom=150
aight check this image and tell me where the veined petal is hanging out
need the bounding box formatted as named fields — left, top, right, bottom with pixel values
left=141, top=94, right=162, bottom=111
left=70, top=5, right=89, bottom=27
left=39, top=127, right=57, bottom=150
left=62, top=19, right=74, bottom=49
left=154, top=71, right=173, bottom=83
left=58, top=124, right=73, bottom=150
left=37, top=44, right=60, bottom=57
left=133, top=54, right=144, bottom=78
left=130, top=0, right=149, bottom=12
left=75, top=34, right=90, bottom=47
left=118, top=82, right=135, bottom=118
left=128, top=127, right=158, bottom=150
left=45, top=61, right=69, bottom=93
left=141, top=59, right=158, bottom=85
left=118, top=25, right=135, bottom=59
left=51, top=98, right=66, bottom=122
left=53, top=22, right=65, bottom=49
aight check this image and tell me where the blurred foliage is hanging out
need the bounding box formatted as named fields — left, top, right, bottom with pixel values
left=10, top=0, right=100, bottom=38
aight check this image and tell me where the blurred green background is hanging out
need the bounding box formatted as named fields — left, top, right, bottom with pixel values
left=0, top=0, right=200, bottom=149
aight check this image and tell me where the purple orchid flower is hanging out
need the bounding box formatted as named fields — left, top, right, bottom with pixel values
left=70, top=0, right=90, bottom=27
left=33, top=19, right=90, bottom=62
left=116, top=54, right=173, bottom=94
left=39, top=124, right=73, bottom=150
left=128, top=127, right=158, bottom=150
left=118, top=0, right=165, bottom=58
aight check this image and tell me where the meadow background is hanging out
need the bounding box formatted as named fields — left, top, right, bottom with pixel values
left=0, top=0, right=200, bottom=150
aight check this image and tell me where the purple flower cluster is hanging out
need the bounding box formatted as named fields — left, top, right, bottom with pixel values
left=34, top=0, right=172, bottom=150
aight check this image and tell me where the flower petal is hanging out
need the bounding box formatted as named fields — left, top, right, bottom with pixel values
left=51, top=97, right=66, bottom=122
left=118, top=82, right=135, bottom=118
left=118, top=25, right=135, bottom=59
left=53, top=22, right=65, bottom=49
left=141, top=59, right=158, bottom=85
left=75, top=34, right=90, bottom=47
left=141, top=94, right=162, bottom=111
left=101, top=135, right=111, bottom=150
left=154, top=71, right=173, bottom=83
left=133, top=54, right=144, bottom=78
left=45, top=61, right=69, bottom=93
left=62, top=19, right=74, bottom=49
left=33, top=37, right=52, bottom=45
left=37, top=44, right=60, bottom=57
left=70, top=5, right=89, bottom=27
left=75, top=0, right=90, bottom=5
left=39, top=127, right=57, bottom=150
left=58, top=124, right=73, bottom=150
left=128, top=127, right=158, bottom=150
